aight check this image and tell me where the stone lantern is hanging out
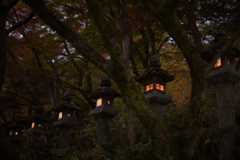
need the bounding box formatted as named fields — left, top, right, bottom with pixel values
left=90, top=75, right=121, bottom=143
left=201, top=30, right=240, bottom=127
left=6, top=115, right=25, bottom=143
left=136, top=54, right=175, bottom=120
left=53, top=91, right=80, bottom=149
left=28, top=105, right=51, bottom=135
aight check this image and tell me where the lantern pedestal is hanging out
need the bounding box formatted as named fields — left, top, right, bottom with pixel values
left=145, top=91, right=172, bottom=120
left=59, top=128, right=70, bottom=149
left=97, top=118, right=110, bottom=143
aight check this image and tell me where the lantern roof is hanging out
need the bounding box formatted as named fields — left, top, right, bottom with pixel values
left=28, top=105, right=52, bottom=123
left=200, top=30, right=240, bottom=62
left=90, top=76, right=121, bottom=99
left=53, top=91, right=81, bottom=111
left=6, top=115, right=25, bottom=130
left=135, top=55, right=175, bottom=84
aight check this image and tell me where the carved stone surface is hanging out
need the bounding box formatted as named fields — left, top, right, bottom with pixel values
left=145, top=90, right=172, bottom=105
left=90, top=106, right=117, bottom=118
left=97, top=118, right=110, bottom=143
left=59, top=128, right=70, bottom=149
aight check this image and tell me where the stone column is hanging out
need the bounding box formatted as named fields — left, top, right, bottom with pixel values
left=151, top=103, right=164, bottom=121
left=215, top=82, right=235, bottom=127
left=97, top=118, right=110, bottom=143
left=59, top=128, right=70, bottom=149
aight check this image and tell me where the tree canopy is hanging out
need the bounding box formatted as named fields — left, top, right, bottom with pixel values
left=0, top=0, right=240, bottom=159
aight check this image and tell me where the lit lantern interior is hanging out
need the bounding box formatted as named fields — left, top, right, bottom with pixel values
left=9, top=130, right=12, bottom=136
left=31, top=122, right=35, bottom=128
left=58, top=112, right=63, bottom=120
left=156, top=84, right=164, bottom=91
left=38, top=124, right=41, bottom=127
left=146, top=84, right=154, bottom=91
left=15, top=132, right=18, bottom=135
left=214, top=58, right=221, bottom=68
left=67, top=114, right=70, bottom=117
left=107, top=101, right=110, bottom=104
left=96, top=98, right=102, bottom=107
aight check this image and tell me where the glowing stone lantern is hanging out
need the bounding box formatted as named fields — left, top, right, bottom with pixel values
left=200, top=30, right=240, bottom=127
left=136, top=54, right=175, bottom=120
left=53, top=91, right=80, bottom=149
left=90, top=76, right=121, bottom=143
left=28, top=105, right=51, bottom=135
left=6, top=115, right=25, bottom=143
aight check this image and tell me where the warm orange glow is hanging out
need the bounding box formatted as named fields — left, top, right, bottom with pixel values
left=214, top=58, right=221, bottom=68
left=15, top=132, right=18, bottom=135
left=31, top=122, right=35, bottom=128
left=96, top=98, right=102, bottom=107
left=38, top=124, right=41, bottom=127
left=107, top=101, right=110, bottom=104
left=9, top=130, right=12, bottom=136
left=67, top=114, right=70, bottom=117
left=146, top=84, right=153, bottom=91
left=58, top=112, right=63, bottom=120
left=156, top=84, right=164, bottom=91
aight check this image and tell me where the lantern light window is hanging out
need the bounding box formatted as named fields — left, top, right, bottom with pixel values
left=107, top=101, right=110, bottom=104
left=214, top=58, right=221, bottom=68
left=146, top=84, right=154, bottom=91
left=38, top=124, right=41, bottom=127
left=156, top=84, right=164, bottom=91
left=58, top=112, right=63, bottom=120
left=9, top=130, right=12, bottom=136
left=15, top=132, right=18, bottom=135
left=67, top=114, right=70, bottom=117
left=96, top=98, right=102, bottom=108
left=31, top=122, right=35, bottom=128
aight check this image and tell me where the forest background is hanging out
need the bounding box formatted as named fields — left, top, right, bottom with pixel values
left=0, top=0, right=240, bottom=159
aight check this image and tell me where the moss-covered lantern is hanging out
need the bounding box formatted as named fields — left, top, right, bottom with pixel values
left=6, top=115, right=25, bottom=143
left=90, top=76, right=121, bottom=143
left=136, top=54, right=175, bottom=120
left=28, top=105, right=51, bottom=135
left=54, top=91, right=80, bottom=129
left=53, top=91, right=80, bottom=149
left=90, top=76, right=121, bottom=118
left=200, top=30, right=240, bottom=127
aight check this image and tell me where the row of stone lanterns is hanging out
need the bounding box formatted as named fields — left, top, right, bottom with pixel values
left=5, top=54, right=175, bottom=148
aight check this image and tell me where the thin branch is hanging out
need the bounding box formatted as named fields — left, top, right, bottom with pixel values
left=156, top=36, right=170, bottom=53
left=6, top=11, right=34, bottom=35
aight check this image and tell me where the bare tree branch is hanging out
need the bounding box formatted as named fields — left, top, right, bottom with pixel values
left=6, top=11, right=34, bottom=35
